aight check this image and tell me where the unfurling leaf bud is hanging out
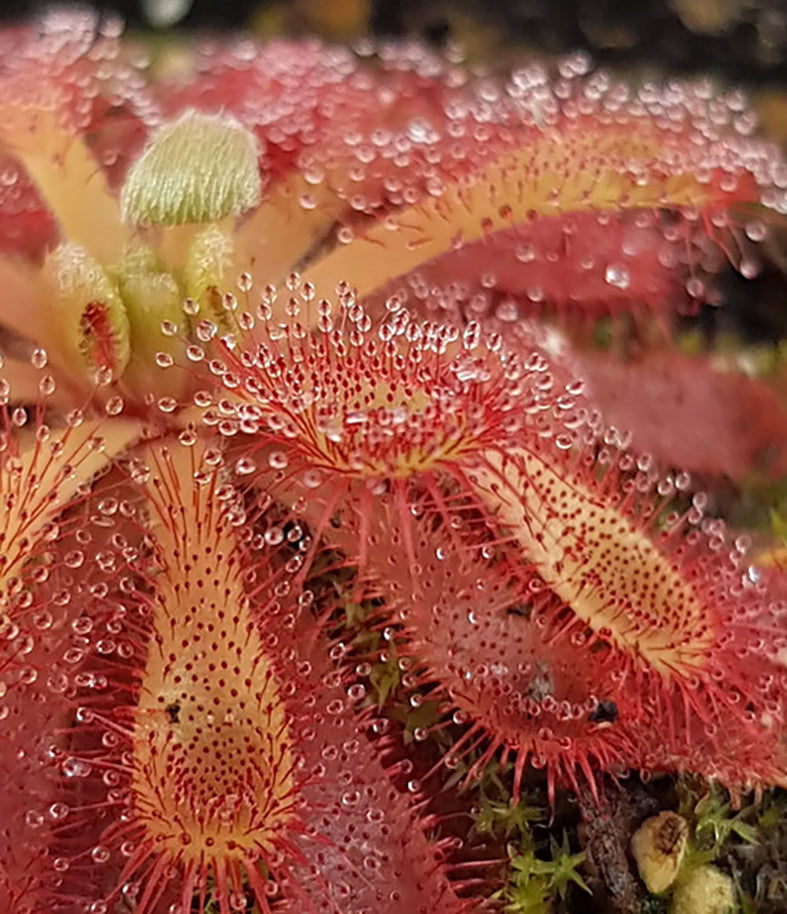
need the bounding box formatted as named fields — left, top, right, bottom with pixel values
left=120, top=111, right=262, bottom=226
left=45, top=242, right=130, bottom=381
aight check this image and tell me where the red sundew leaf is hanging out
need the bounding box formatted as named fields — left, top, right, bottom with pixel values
left=38, top=442, right=474, bottom=914
left=464, top=436, right=787, bottom=792
left=0, top=470, right=143, bottom=914
left=162, top=38, right=527, bottom=295
left=576, top=348, right=787, bottom=480
left=633, top=562, right=787, bottom=787
left=325, top=440, right=787, bottom=798
left=295, top=66, right=787, bottom=315
left=325, top=499, right=646, bottom=803
left=189, top=284, right=590, bottom=593
left=361, top=209, right=692, bottom=324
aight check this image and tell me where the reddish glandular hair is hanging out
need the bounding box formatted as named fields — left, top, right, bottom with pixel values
left=361, top=210, right=691, bottom=326
left=189, top=279, right=585, bottom=580
left=467, top=437, right=787, bottom=790
left=41, top=441, right=473, bottom=914
left=0, top=381, right=139, bottom=604
left=326, top=497, right=643, bottom=803
left=322, top=427, right=786, bottom=801
left=151, top=35, right=787, bottom=323
left=0, top=382, right=139, bottom=913
left=293, top=61, right=787, bottom=320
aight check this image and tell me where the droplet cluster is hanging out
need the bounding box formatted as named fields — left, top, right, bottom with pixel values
left=0, top=13, right=785, bottom=914
left=37, top=443, right=472, bottom=914
left=197, top=281, right=575, bottom=476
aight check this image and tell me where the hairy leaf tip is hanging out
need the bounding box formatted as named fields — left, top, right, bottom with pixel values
left=120, top=111, right=262, bottom=226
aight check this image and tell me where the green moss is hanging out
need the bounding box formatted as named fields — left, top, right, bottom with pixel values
left=495, top=834, right=591, bottom=914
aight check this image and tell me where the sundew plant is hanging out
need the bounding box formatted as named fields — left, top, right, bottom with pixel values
left=0, top=8, right=786, bottom=914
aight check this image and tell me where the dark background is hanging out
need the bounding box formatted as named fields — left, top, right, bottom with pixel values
left=2, top=0, right=787, bottom=86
